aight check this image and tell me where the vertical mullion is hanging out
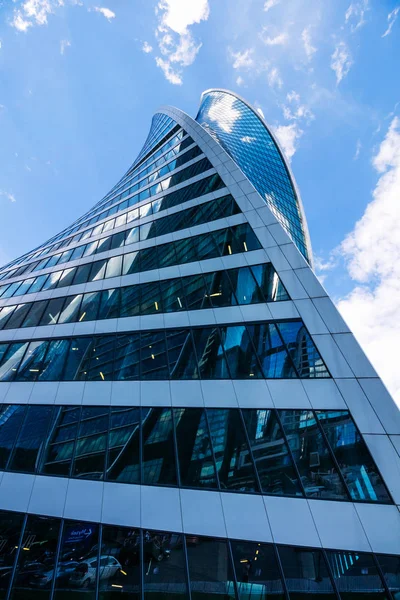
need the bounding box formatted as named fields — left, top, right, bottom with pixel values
left=5, top=513, right=28, bottom=600
left=321, top=548, right=342, bottom=600
left=171, top=408, right=181, bottom=487
left=49, top=518, right=66, bottom=600
left=372, top=552, right=394, bottom=600
left=237, top=408, right=262, bottom=494
left=272, top=543, right=290, bottom=600
left=226, top=539, right=240, bottom=600
left=203, top=407, right=222, bottom=491
left=274, top=408, right=308, bottom=499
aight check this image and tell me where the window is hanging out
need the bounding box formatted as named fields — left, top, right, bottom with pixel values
left=278, top=546, right=336, bottom=599
left=106, top=407, right=141, bottom=484
left=231, top=540, right=285, bottom=599
left=143, top=531, right=188, bottom=599
left=0, top=405, right=27, bottom=469
left=186, top=537, right=236, bottom=600
left=98, top=525, right=140, bottom=599
left=0, top=342, right=29, bottom=382
left=142, top=408, right=177, bottom=486
left=8, top=405, right=54, bottom=473
left=326, top=550, right=390, bottom=599
left=0, top=510, right=25, bottom=597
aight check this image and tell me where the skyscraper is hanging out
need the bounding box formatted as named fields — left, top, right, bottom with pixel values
left=0, top=88, right=398, bottom=598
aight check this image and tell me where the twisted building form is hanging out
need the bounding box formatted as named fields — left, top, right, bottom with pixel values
left=0, top=88, right=398, bottom=598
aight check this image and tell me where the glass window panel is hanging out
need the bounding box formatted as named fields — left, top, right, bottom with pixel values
left=39, top=407, right=78, bottom=476
left=96, top=236, right=112, bottom=254
left=58, top=295, right=83, bottom=324
left=122, top=252, right=140, bottom=276
left=38, top=339, right=70, bottom=381
left=203, top=271, right=237, bottom=308
left=0, top=282, right=22, bottom=298
left=0, top=405, right=27, bottom=469
left=139, top=203, right=153, bottom=219
left=0, top=510, right=25, bottom=598
left=73, top=407, right=109, bottom=479
left=192, top=327, right=230, bottom=379
left=143, top=531, right=188, bottom=599
left=140, top=282, right=162, bottom=315
left=251, top=264, right=289, bottom=302
left=160, top=278, right=185, bottom=312
left=53, top=520, right=99, bottom=599
left=0, top=343, right=9, bottom=365
left=56, top=268, right=76, bottom=288
left=276, top=321, right=329, bottom=378
left=115, top=213, right=127, bottom=228
left=62, top=337, right=94, bottom=381
left=127, top=208, right=139, bottom=223
left=326, top=550, right=389, bottom=600
left=182, top=274, right=210, bottom=311
left=316, top=411, right=391, bottom=503
left=157, top=243, right=176, bottom=269
left=220, top=325, right=263, bottom=379
left=83, top=242, right=99, bottom=258
left=250, top=323, right=295, bottom=378
left=98, top=289, right=120, bottom=320
left=192, top=231, right=220, bottom=261
left=105, top=255, right=122, bottom=279
left=110, top=231, right=126, bottom=250
left=279, top=410, right=348, bottom=500
left=41, top=271, right=62, bottom=291
left=0, top=342, right=29, bottom=382
left=21, top=300, right=47, bottom=328
left=141, top=331, right=168, bottom=379
left=228, top=267, right=264, bottom=305
left=278, top=545, right=336, bottom=600
left=377, top=554, right=400, bottom=599
left=114, top=334, right=140, bottom=381
left=39, top=297, right=65, bottom=326
left=140, top=247, right=158, bottom=273
left=89, top=260, right=107, bottom=282
left=207, top=408, right=258, bottom=492
left=15, top=278, right=36, bottom=296
left=140, top=222, right=155, bottom=242
left=8, top=405, right=53, bottom=473
left=26, top=274, right=48, bottom=294
left=71, top=245, right=86, bottom=261
left=174, top=237, right=196, bottom=265
left=106, top=407, right=141, bottom=484
left=78, top=292, right=101, bottom=323
left=120, top=286, right=140, bottom=318
left=0, top=305, right=16, bottom=329
left=125, top=227, right=140, bottom=246
left=15, top=340, right=49, bottom=382
left=45, top=254, right=61, bottom=268
left=98, top=525, right=140, bottom=599
left=186, top=536, right=236, bottom=600
left=72, top=263, right=92, bottom=286
left=174, top=407, right=217, bottom=488
left=231, top=540, right=285, bottom=599
left=242, top=409, right=303, bottom=497
left=4, top=304, right=32, bottom=330
left=166, top=329, right=199, bottom=379
left=142, top=407, right=177, bottom=485
left=85, top=336, right=115, bottom=382
left=103, top=219, right=115, bottom=232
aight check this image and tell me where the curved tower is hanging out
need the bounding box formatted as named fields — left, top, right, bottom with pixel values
left=0, top=89, right=398, bottom=599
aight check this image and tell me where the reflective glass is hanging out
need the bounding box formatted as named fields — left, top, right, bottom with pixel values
left=78, top=292, right=101, bottom=322
left=72, top=406, right=109, bottom=479
left=114, top=334, right=140, bottom=381
left=377, top=554, right=400, bottom=599
left=251, top=264, right=289, bottom=302
left=58, top=295, right=83, bottom=324
left=186, top=536, right=236, bottom=600
left=3, top=304, right=32, bottom=330
left=316, top=411, right=391, bottom=503
left=250, top=323, right=294, bottom=378
left=106, top=407, right=141, bottom=484
left=160, top=278, right=185, bottom=312
left=98, top=525, right=140, bottom=599
left=141, top=331, right=168, bottom=379
left=0, top=342, right=29, bottom=382
left=15, top=340, right=49, bottom=381
left=0, top=510, right=25, bottom=599
left=277, top=321, right=329, bottom=378
left=105, top=255, right=122, bottom=279
left=203, top=271, right=237, bottom=308
left=143, top=531, right=188, bottom=599
left=227, top=267, right=263, bottom=305
left=72, top=263, right=92, bottom=285
left=231, top=540, right=285, bottom=599
left=8, top=405, right=54, bottom=473
left=326, top=550, right=389, bottom=599
left=62, top=337, right=93, bottom=381
left=142, top=407, right=177, bottom=485
left=39, top=406, right=79, bottom=477
left=192, top=327, right=230, bottom=379
left=39, top=297, right=65, bottom=326
left=21, top=300, right=47, bottom=328
left=0, top=306, right=16, bottom=329
left=220, top=325, right=263, bottom=378
left=0, top=405, right=27, bottom=469
left=242, top=409, right=303, bottom=496
left=278, top=545, right=336, bottom=599
left=38, top=339, right=70, bottom=381
left=98, top=289, right=120, bottom=320
left=166, top=329, right=199, bottom=379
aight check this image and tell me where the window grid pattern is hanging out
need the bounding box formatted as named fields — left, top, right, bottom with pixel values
left=0, top=319, right=329, bottom=383
left=196, top=90, right=310, bottom=261
left=0, top=223, right=260, bottom=301
left=0, top=511, right=397, bottom=599
left=0, top=406, right=391, bottom=504
left=0, top=263, right=288, bottom=331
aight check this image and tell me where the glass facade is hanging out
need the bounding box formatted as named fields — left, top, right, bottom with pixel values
left=0, top=508, right=396, bottom=600
left=196, top=90, right=310, bottom=261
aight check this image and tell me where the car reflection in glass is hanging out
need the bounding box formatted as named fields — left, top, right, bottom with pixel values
left=69, top=555, right=122, bottom=588
left=29, top=561, right=80, bottom=588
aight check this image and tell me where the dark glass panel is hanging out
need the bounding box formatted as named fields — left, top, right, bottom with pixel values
left=166, top=329, right=199, bottom=379
left=203, top=271, right=237, bottom=308
left=38, top=339, right=70, bottom=381
left=53, top=520, right=99, bottom=599
left=4, top=304, right=32, bottom=330
left=58, top=295, right=83, bottom=324
left=0, top=306, right=16, bottom=329
left=27, top=274, right=48, bottom=294
left=141, top=282, right=162, bottom=315
left=142, top=408, right=177, bottom=485
left=0, top=510, right=25, bottom=599
left=123, top=251, right=140, bottom=275
left=192, top=231, right=220, bottom=261
left=56, top=268, right=76, bottom=288
left=72, top=406, right=109, bottom=479
left=78, top=292, right=101, bottom=322
left=143, top=531, right=189, bottom=599
left=279, top=410, right=348, bottom=500
left=160, top=278, right=185, bottom=312
left=278, top=545, right=336, bottom=599
left=182, top=274, right=210, bottom=311
left=326, top=550, right=389, bottom=599
left=250, top=323, right=295, bottom=378
left=85, top=336, right=115, bottom=382
left=186, top=536, right=236, bottom=600
left=192, top=327, right=230, bottom=379
left=141, top=331, right=168, bottom=380
left=242, top=409, right=303, bottom=497
left=207, top=408, right=259, bottom=492
left=98, top=525, right=140, bottom=599
left=140, top=247, right=159, bottom=273
left=89, top=260, right=107, bottom=282
left=8, top=405, right=54, bottom=473
left=0, top=342, right=29, bottom=382
left=376, top=554, right=400, bottom=599
left=98, top=289, right=120, bottom=320
left=250, top=264, right=289, bottom=302
left=72, top=263, right=92, bottom=286
left=96, top=236, right=112, bottom=254
left=106, top=407, right=141, bottom=484
left=157, top=242, right=177, bottom=269
left=62, top=337, right=94, bottom=381
left=120, top=286, right=141, bottom=318
left=14, top=340, right=49, bottom=382
left=220, top=325, right=263, bottom=379
left=21, top=300, right=48, bottom=328
left=39, top=297, right=65, bottom=326
left=0, top=343, right=9, bottom=365
left=174, top=407, right=217, bottom=488
left=174, top=237, right=197, bottom=265
left=227, top=267, right=263, bottom=305
left=114, top=334, right=141, bottom=381
left=39, top=406, right=79, bottom=477
left=10, top=514, right=60, bottom=600
left=231, top=540, right=285, bottom=599
left=0, top=405, right=27, bottom=469
left=110, top=231, right=126, bottom=250
left=316, top=411, right=391, bottom=503
left=276, top=321, right=329, bottom=378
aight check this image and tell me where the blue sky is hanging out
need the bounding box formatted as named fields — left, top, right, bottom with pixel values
left=0, top=0, right=400, bottom=401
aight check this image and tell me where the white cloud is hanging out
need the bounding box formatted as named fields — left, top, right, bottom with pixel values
left=382, top=6, right=400, bottom=38
left=154, top=0, right=209, bottom=85
left=0, top=190, right=16, bottom=203
left=230, top=48, right=254, bottom=70
left=236, top=75, right=244, bottom=87
left=283, top=90, right=314, bottom=123
left=264, top=0, right=280, bottom=12
left=142, top=41, right=153, bottom=53
left=11, top=0, right=57, bottom=31
left=301, top=27, right=316, bottom=60
left=241, top=136, right=256, bottom=143
left=93, top=7, right=115, bottom=21
left=203, top=93, right=240, bottom=133
left=60, top=39, right=71, bottom=54
left=345, top=0, right=369, bottom=32
left=354, top=139, right=362, bottom=160
left=273, top=123, right=303, bottom=161
left=336, top=117, right=400, bottom=404
left=267, top=66, right=283, bottom=89
left=262, top=32, right=288, bottom=46
left=331, top=41, right=353, bottom=84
